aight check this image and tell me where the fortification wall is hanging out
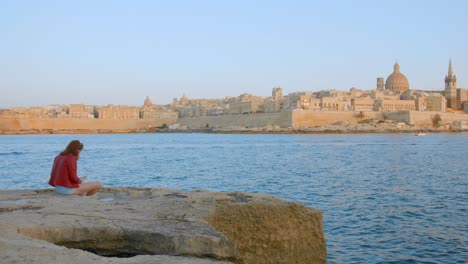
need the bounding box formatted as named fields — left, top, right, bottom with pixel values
left=177, top=111, right=292, bottom=129
left=0, top=118, right=175, bottom=132
left=383, top=111, right=411, bottom=124
left=382, top=111, right=468, bottom=125
left=408, top=111, right=468, bottom=125
left=291, top=110, right=383, bottom=128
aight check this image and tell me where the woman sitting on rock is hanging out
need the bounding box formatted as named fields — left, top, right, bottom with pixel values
left=49, top=140, right=102, bottom=196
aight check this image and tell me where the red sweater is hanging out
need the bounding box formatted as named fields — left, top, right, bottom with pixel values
left=49, top=153, right=82, bottom=188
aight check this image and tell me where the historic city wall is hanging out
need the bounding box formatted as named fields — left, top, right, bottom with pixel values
left=409, top=111, right=468, bottom=125
left=0, top=118, right=174, bottom=133
left=291, top=110, right=383, bottom=128
left=177, top=110, right=385, bottom=129
left=382, top=111, right=411, bottom=124
left=177, top=111, right=292, bottom=129
left=383, top=111, right=468, bottom=125
left=3, top=111, right=468, bottom=133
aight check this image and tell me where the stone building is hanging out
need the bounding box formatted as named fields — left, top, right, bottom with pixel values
left=376, top=99, right=416, bottom=112
left=262, top=99, right=286, bottom=113
left=285, top=92, right=317, bottom=110
left=463, top=101, right=468, bottom=113
left=457, top=88, right=468, bottom=110
left=385, top=63, right=410, bottom=94
left=97, top=105, right=140, bottom=119
left=178, top=107, right=207, bottom=118
left=6, top=107, right=38, bottom=118
left=69, top=104, right=95, bottom=119
left=228, top=101, right=263, bottom=115
left=351, top=98, right=375, bottom=111
left=227, top=93, right=264, bottom=115
left=272, top=87, right=283, bottom=100
left=320, top=97, right=346, bottom=111
left=427, top=93, right=447, bottom=112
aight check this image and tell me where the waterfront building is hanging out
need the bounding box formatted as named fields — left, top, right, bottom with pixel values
left=227, top=93, right=263, bottom=115
left=456, top=88, right=468, bottom=110
left=285, top=92, right=316, bottom=110
left=463, top=102, right=468, bottom=113
left=97, top=105, right=140, bottom=119
left=69, top=104, right=95, bottom=118
left=321, top=96, right=346, bottom=111
left=4, top=107, right=49, bottom=118
left=427, top=93, right=447, bottom=112
left=351, top=98, right=375, bottom=111
left=376, top=99, right=416, bottom=112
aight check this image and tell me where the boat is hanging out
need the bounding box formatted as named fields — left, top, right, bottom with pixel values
left=415, top=132, right=426, bottom=136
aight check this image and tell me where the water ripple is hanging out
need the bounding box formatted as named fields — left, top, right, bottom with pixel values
left=0, top=133, right=467, bottom=263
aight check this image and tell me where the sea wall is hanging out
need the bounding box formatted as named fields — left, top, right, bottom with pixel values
left=177, top=111, right=292, bottom=129
left=2, top=110, right=467, bottom=134
left=383, top=111, right=411, bottom=124
left=0, top=118, right=175, bottom=133
left=409, top=111, right=468, bottom=125
left=291, top=110, right=383, bottom=128
left=383, top=111, right=468, bottom=125
left=177, top=110, right=386, bottom=130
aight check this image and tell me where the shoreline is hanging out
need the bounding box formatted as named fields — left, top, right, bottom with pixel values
left=0, top=126, right=466, bottom=135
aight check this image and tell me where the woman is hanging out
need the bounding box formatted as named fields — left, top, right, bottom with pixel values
left=49, top=140, right=102, bottom=196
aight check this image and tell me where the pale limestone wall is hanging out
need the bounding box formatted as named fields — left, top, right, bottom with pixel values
left=382, top=111, right=468, bottom=125
left=177, top=111, right=292, bottom=129
left=0, top=118, right=175, bottom=132
left=408, top=111, right=468, bottom=125
left=291, top=110, right=383, bottom=128
left=382, top=111, right=411, bottom=124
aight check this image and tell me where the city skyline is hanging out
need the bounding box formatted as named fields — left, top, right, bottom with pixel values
left=1, top=0, right=468, bottom=108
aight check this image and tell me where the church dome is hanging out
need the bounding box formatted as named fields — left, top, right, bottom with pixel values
left=144, top=96, right=153, bottom=106
left=385, top=63, right=410, bottom=93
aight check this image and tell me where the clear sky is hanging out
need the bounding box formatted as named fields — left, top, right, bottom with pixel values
left=1, top=0, right=467, bottom=108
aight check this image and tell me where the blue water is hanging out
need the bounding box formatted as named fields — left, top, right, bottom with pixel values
left=0, top=133, right=467, bottom=263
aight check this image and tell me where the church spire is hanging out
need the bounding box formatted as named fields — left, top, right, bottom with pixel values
left=448, top=58, right=453, bottom=77
left=445, top=58, right=457, bottom=109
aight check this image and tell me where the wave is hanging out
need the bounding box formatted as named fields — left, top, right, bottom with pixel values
left=0, top=151, right=25, bottom=156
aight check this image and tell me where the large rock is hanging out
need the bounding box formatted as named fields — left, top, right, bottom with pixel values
left=0, top=188, right=326, bottom=263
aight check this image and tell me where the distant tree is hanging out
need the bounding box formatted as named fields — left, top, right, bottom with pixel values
left=432, top=114, right=442, bottom=127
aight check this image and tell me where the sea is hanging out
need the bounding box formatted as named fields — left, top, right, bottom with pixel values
left=0, top=133, right=466, bottom=263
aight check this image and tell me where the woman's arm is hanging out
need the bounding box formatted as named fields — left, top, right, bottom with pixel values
left=67, top=157, right=82, bottom=184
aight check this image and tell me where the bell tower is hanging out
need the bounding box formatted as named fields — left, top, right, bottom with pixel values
left=376, top=77, right=384, bottom=91
left=445, top=59, right=457, bottom=109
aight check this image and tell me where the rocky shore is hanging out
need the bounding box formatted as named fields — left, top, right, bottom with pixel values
left=172, top=120, right=468, bottom=134
left=1, top=121, right=467, bottom=135
left=0, top=188, right=326, bottom=264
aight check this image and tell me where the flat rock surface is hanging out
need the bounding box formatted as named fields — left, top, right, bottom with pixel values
left=0, top=188, right=326, bottom=264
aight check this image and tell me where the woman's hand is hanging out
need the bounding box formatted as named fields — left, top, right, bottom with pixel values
left=80, top=176, right=87, bottom=182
